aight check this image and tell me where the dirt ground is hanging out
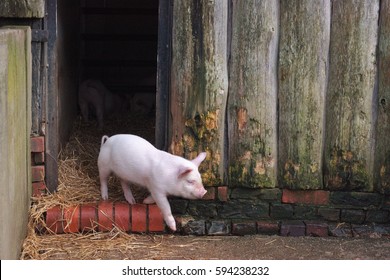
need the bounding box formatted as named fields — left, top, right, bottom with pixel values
left=21, top=232, right=390, bottom=260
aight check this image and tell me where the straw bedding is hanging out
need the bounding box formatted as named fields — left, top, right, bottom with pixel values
left=21, top=112, right=158, bottom=259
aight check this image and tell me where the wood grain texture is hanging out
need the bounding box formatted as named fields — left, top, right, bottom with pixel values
left=278, top=0, right=330, bottom=189
left=228, top=0, right=279, bottom=188
left=324, top=0, right=379, bottom=191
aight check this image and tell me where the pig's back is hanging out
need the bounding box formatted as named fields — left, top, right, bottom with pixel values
left=101, top=134, right=158, bottom=185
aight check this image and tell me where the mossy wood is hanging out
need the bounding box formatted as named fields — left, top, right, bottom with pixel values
left=227, top=0, right=279, bottom=188
left=324, top=0, right=379, bottom=191
left=278, top=0, right=330, bottom=190
left=0, top=0, right=45, bottom=18
left=169, top=0, right=228, bottom=186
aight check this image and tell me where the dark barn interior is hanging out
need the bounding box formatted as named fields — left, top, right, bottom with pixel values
left=56, top=0, right=159, bottom=148
left=79, top=0, right=158, bottom=97
left=40, top=0, right=161, bottom=193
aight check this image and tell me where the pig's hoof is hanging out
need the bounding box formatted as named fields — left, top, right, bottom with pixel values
left=125, top=196, right=136, bottom=205
left=169, top=224, right=177, bottom=232
left=167, top=218, right=177, bottom=232
left=143, top=195, right=155, bottom=204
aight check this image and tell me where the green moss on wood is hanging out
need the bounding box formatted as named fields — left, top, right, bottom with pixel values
left=229, top=150, right=275, bottom=189
left=282, top=160, right=321, bottom=190
left=378, top=152, right=390, bottom=194
left=326, top=147, right=370, bottom=191
left=171, top=110, right=223, bottom=186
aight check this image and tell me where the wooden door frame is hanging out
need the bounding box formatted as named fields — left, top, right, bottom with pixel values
left=155, top=0, right=172, bottom=151
left=45, top=0, right=58, bottom=192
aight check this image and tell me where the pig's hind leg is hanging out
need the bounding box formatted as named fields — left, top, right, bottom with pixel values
left=98, top=165, right=110, bottom=200
left=120, top=180, right=136, bottom=204
left=143, top=194, right=155, bottom=204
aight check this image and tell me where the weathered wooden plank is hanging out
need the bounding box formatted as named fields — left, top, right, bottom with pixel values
left=45, top=0, right=59, bottom=192
left=156, top=0, right=172, bottom=150
left=0, top=0, right=45, bottom=18
left=228, top=0, right=279, bottom=188
left=169, top=0, right=228, bottom=186
left=374, top=0, right=390, bottom=194
left=278, top=0, right=330, bottom=190
left=324, top=0, right=379, bottom=191
left=0, top=27, right=32, bottom=259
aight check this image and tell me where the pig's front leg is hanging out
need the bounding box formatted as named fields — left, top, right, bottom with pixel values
left=150, top=192, right=176, bottom=231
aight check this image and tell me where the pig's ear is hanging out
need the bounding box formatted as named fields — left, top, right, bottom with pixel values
left=191, top=152, right=207, bottom=167
left=178, top=167, right=193, bottom=179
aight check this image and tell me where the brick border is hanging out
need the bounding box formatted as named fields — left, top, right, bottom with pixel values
left=42, top=201, right=390, bottom=238
left=31, top=136, right=47, bottom=197
left=43, top=202, right=166, bottom=234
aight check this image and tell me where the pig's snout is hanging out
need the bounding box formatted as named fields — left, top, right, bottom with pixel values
left=197, top=187, right=207, bottom=199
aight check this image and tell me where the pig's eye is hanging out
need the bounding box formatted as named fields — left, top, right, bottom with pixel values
left=187, top=179, right=195, bottom=185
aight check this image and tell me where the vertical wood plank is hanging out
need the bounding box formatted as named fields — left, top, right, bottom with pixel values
left=374, top=0, right=390, bottom=194
left=278, top=0, right=330, bottom=190
left=45, top=0, right=59, bottom=192
left=324, top=0, right=379, bottom=191
left=156, top=0, right=172, bottom=151
left=169, top=0, right=228, bottom=186
left=228, top=0, right=279, bottom=188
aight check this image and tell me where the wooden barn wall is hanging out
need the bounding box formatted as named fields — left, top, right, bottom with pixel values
left=168, top=0, right=390, bottom=194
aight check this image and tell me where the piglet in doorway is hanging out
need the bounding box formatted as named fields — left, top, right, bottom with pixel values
left=78, top=79, right=127, bottom=129
left=130, top=74, right=156, bottom=115
left=97, top=134, right=207, bottom=231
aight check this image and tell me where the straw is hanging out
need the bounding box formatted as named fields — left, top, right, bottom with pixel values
left=21, top=112, right=155, bottom=259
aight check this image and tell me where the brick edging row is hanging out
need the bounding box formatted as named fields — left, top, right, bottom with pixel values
left=45, top=201, right=165, bottom=234
left=43, top=201, right=390, bottom=238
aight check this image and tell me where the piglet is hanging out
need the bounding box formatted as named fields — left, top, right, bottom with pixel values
left=78, top=79, right=127, bottom=129
left=131, top=74, right=156, bottom=115
left=97, top=134, right=207, bottom=231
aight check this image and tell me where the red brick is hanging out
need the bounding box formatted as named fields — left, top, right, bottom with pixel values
left=114, top=202, right=130, bottom=232
left=32, top=181, right=47, bottom=197
left=32, top=165, right=45, bottom=182
left=280, top=221, right=306, bottom=237
left=257, top=220, right=280, bottom=235
left=217, top=186, right=228, bottom=202
left=131, top=204, right=147, bottom=232
left=202, top=187, right=215, bottom=200
left=304, top=221, right=329, bottom=237
left=232, top=222, right=257, bottom=235
left=64, top=206, right=80, bottom=233
left=80, top=203, right=98, bottom=232
left=46, top=206, right=63, bottom=233
left=31, top=136, right=45, bottom=153
left=33, top=152, right=45, bottom=164
left=98, top=201, right=114, bottom=232
left=148, top=204, right=165, bottom=232
left=282, top=189, right=329, bottom=205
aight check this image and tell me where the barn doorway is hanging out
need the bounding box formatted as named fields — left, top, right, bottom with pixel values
left=53, top=0, right=164, bottom=194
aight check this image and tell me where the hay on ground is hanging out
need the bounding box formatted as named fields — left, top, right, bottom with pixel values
left=21, top=112, right=156, bottom=259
